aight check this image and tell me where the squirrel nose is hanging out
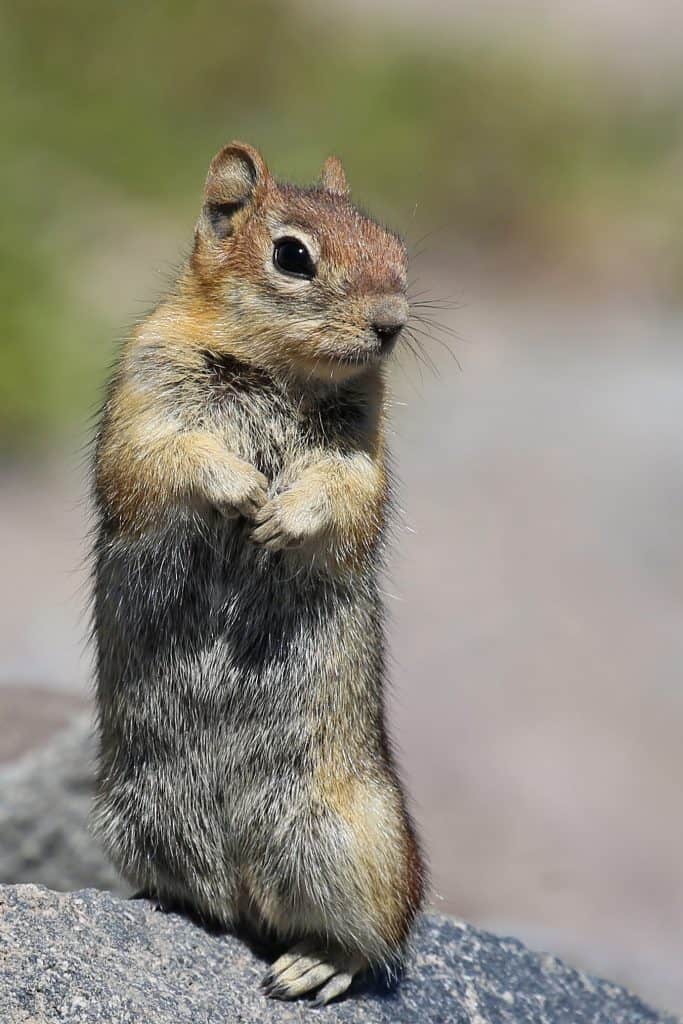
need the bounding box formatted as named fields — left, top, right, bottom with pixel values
left=373, top=322, right=403, bottom=347
left=370, top=296, right=409, bottom=348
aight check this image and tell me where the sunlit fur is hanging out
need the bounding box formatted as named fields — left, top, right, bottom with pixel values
left=91, top=141, right=425, bottom=1002
left=190, top=178, right=408, bottom=384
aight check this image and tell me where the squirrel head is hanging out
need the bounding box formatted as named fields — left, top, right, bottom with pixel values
left=190, top=142, right=409, bottom=382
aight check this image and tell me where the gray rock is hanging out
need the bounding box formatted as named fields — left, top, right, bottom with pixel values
left=0, top=718, right=123, bottom=894
left=0, top=885, right=675, bottom=1024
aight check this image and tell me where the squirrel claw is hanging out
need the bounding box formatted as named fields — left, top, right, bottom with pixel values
left=250, top=510, right=303, bottom=550
left=262, top=945, right=364, bottom=1003
left=250, top=490, right=325, bottom=551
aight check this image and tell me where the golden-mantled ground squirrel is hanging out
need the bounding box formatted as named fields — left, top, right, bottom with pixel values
left=91, top=142, right=426, bottom=1005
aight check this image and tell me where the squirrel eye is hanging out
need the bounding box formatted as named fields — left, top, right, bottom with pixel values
left=273, top=237, right=315, bottom=280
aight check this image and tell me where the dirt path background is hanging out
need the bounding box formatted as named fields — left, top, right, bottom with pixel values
left=327, top=0, right=683, bottom=79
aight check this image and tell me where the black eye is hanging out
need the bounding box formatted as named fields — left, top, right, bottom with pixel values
left=273, top=237, right=315, bottom=279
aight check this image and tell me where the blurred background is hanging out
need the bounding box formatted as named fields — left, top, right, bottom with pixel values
left=1, top=0, right=682, bottom=1015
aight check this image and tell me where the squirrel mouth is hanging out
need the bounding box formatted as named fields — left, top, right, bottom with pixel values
left=337, top=351, right=376, bottom=366
left=337, top=343, right=391, bottom=366
left=329, top=324, right=403, bottom=368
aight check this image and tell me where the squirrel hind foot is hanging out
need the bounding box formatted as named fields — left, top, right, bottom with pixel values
left=262, top=941, right=365, bottom=1004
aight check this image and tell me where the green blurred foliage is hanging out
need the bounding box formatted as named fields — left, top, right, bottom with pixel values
left=1, top=0, right=681, bottom=449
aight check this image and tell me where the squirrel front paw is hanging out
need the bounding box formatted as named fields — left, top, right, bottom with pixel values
left=202, top=454, right=269, bottom=520
left=250, top=481, right=329, bottom=551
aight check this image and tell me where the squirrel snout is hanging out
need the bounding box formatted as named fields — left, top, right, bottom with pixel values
left=370, top=296, right=409, bottom=349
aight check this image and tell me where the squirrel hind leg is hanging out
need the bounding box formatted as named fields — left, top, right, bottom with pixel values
left=262, top=942, right=366, bottom=1004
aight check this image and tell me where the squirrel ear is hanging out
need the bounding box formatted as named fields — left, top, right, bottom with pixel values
left=202, top=141, right=269, bottom=239
left=320, top=155, right=349, bottom=198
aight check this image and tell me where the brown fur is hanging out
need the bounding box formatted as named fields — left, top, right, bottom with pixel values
left=91, top=141, right=425, bottom=1005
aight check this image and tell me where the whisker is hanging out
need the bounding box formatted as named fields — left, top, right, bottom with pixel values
left=403, top=329, right=440, bottom=377
left=400, top=338, right=427, bottom=387
left=411, top=298, right=464, bottom=312
left=410, top=313, right=463, bottom=342
left=409, top=320, right=460, bottom=353
left=406, top=322, right=462, bottom=371
left=406, top=225, right=448, bottom=255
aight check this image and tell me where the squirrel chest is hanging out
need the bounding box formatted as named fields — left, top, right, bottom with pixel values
left=201, top=350, right=371, bottom=484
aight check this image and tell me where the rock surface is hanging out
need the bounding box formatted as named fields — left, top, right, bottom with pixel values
left=0, top=885, right=675, bottom=1024
left=0, top=718, right=122, bottom=894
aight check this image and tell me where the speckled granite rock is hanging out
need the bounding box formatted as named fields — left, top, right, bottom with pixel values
left=0, top=718, right=123, bottom=893
left=0, top=885, right=675, bottom=1024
